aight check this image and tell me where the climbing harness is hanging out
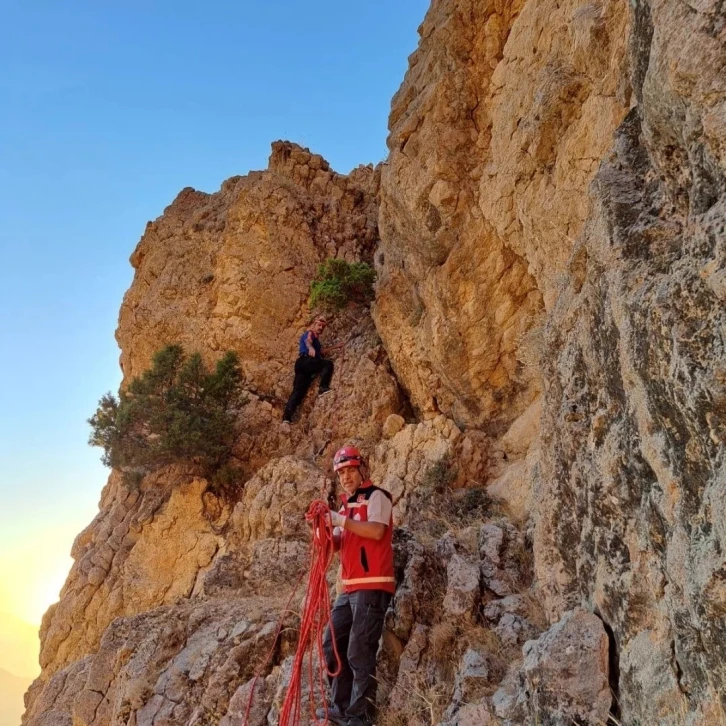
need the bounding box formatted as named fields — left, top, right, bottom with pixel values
left=243, top=500, right=342, bottom=726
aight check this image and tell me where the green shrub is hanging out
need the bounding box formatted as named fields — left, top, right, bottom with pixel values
left=309, top=258, right=376, bottom=311
left=88, top=345, right=245, bottom=483
left=421, top=454, right=457, bottom=494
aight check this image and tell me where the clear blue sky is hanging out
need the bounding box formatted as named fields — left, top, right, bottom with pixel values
left=0, top=0, right=428, bottom=627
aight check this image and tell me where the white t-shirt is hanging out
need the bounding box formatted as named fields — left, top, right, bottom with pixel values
left=366, top=489, right=392, bottom=525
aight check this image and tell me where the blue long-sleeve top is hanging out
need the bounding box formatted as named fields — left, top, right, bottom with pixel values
left=298, top=330, right=322, bottom=357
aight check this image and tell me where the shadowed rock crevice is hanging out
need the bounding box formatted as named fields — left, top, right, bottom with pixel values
left=595, top=611, right=621, bottom=722
left=629, top=0, right=653, bottom=106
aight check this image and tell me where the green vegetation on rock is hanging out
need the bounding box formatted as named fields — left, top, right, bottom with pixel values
left=89, top=345, right=245, bottom=485
left=309, top=258, right=376, bottom=311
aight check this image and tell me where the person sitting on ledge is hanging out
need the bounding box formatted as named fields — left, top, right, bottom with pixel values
left=282, top=315, right=343, bottom=424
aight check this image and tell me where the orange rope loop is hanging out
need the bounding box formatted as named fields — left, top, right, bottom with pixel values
left=243, top=499, right=342, bottom=726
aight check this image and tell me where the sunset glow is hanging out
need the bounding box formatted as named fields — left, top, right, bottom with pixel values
left=0, top=527, right=76, bottom=628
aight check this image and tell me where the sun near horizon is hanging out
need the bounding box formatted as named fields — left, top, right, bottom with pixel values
left=0, top=555, right=71, bottom=630
left=0, top=520, right=90, bottom=681
left=0, top=530, right=77, bottom=726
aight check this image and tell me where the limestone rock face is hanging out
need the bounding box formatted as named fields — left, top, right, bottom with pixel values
left=370, top=414, right=486, bottom=523
left=375, top=0, right=726, bottom=720
left=442, top=554, right=481, bottom=619
left=36, top=455, right=332, bottom=688
left=24, top=597, right=285, bottom=726
left=532, top=1, right=726, bottom=719
left=117, top=141, right=380, bottom=395
left=440, top=648, right=498, bottom=725
left=26, top=458, right=332, bottom=725
left=521, top=609, right=611, bottom=724
left=229, top=313, right=403, bottom=479
left=116, top=141, right=403, bottom=470
left=202, top=456, right=331, bottom=597
left=374, top=0, right=631, bottom=431
left=493, top=609, right=610, bottom=725
left=379, top=520, right=535, bottom=725
left=38, top=468, right=225, bottom=679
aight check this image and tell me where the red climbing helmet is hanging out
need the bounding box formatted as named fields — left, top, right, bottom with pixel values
left=333, top=446, right=363, bottom=472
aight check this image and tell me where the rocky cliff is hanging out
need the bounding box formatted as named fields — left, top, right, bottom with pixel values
left=24, top=0, right=726, bottom=724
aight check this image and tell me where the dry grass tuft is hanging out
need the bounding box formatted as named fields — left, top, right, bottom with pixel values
left=408, top=673, right=452, bottom=725
left=377, top=669, right=452, bottom=726
left=429, top=621, right=457, bottom=657
left=458, top=621, right=511, bottom=664
left=518, top=589, right=549, bottom=632
left=409, top=456, right=498, bottom=547
left=377, top=713, right=409, bottom=726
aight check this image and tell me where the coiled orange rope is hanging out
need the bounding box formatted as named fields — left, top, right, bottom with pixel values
left=243, top=499, right=343, bottom=726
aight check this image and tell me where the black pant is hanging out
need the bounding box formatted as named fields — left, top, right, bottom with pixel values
left=282, top=355, right=334, bottom=421
left=322, top=589, right=391, bottom=724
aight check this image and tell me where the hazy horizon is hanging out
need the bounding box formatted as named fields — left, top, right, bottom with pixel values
left=0, top=667, right=33, bottom=726
left=0, top=613, right=38, bottom=726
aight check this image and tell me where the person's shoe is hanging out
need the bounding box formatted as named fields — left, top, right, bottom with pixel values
left=314, top=705, right=347, bottom=724
left=318, top=387, right=333, bottom=397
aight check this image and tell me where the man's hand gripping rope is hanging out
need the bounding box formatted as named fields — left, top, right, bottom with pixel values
left=242, top=499, right=343, bottom=726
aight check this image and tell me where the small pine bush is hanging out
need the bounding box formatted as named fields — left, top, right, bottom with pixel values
left=89, top=345, right=245, bottom=483
left=309, top=259, right=376, bottom=311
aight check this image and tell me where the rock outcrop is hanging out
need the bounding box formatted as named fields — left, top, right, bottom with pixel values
left=374, top=0, right=631, bottom=433
left=39, top=468, right=223, bottom=678
left=376, top=0, right=726, bottom=720
left=118, top=141, right=380, bottom=393
left=24, top=0, right=726, bottom=723
left=118, top=142, right=402, bottom=475
left=493, top=609, right=611, bottom=725
left=536, top=69, right=726, bottom=726
left=25, top=597, right=285, bottom=726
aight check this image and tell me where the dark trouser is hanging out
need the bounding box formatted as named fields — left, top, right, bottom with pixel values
left=282, top=355, right=334, bottom=421
left=322, top=589, right=391, bottom=724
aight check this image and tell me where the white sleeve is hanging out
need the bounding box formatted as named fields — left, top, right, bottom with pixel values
left=367, top=490, right=392, bottom=525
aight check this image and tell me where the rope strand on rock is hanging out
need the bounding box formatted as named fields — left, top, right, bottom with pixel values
left=243, top=499, right=342, bottom=726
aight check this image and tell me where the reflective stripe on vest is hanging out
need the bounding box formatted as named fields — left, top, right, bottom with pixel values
left=342, top=576, right=396, bottom=586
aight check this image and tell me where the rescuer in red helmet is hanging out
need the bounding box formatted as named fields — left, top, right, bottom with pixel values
left=317, top=445, right=395, bottom=726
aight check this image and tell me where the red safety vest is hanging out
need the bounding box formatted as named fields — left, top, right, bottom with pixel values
left=338, top=481, right=396, bottom=594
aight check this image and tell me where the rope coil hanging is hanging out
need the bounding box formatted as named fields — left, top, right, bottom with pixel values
left=243, top=499, right=343, bottom=726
